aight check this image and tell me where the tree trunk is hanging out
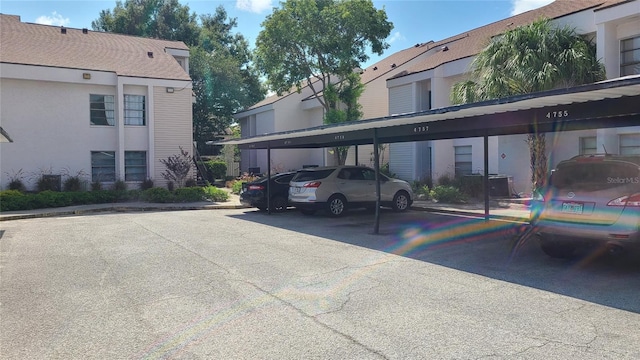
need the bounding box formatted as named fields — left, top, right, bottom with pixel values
left=527, top=133, right=548, bottom=191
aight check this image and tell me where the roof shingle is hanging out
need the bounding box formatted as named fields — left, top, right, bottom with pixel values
left=0, top=14, right=191, bottom=81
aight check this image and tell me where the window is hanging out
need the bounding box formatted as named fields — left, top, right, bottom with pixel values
left=91, top=151, right=116, bottom=182
left=580, top=136, right=597, bottom=155
left=620, top=134, right=640, bottom=155
left=621, top=36, right=640, bottom=76
left=454, top=146, right=473, bottom=176
left=124, top=95, right=145, bottom=125
left=125, top=151, right=147, bottom=181
left=90, top=95, right=115, bottom=126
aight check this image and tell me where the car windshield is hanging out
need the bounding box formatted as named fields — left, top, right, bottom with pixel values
left=291, top=169, right=335, bottom=182
left=551, top=161, right=640, bottom=191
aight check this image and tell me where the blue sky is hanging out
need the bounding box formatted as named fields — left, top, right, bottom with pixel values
left=0, top=0, right=553, bottom=67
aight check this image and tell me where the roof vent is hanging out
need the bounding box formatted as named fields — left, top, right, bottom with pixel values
left=441, top=46, right=449, bottom=52
left=373, top=66, right=378, bottom=71
left=82, top=28, right=88, bottom=34
left=60, top=27, right=66, bottom=34
left=147, top=51, right=154, bottom=58
left=414, top=43, right=421, bottom=47
left=391, top=63, right=396, bottom=68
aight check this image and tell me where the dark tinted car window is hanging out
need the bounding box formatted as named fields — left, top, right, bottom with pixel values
left=275, top=174, right=295, bottom=184
left=551, top=162, right=640, bottom=190
left=291, top=169, right=335, bottom=182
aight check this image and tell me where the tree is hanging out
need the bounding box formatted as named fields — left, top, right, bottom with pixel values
left=159, top=146, right=193, bottom=188
left=92, top=1, right=265, bottom=153
left=450, top=18, right=605, bottom=190
left=255, top=0, right=392, bottom=164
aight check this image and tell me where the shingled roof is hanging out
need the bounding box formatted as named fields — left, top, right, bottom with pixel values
left=394, top=0, right=615, bottom=80
left=0, top=14, right=191, bottom=81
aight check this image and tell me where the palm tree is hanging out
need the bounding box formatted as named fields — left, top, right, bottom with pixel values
left=451, top=18, right=605, bottom=190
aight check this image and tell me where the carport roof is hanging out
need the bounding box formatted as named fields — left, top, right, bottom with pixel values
left=212, top=75, right=640, bottom=150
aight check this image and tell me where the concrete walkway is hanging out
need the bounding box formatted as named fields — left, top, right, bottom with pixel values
left=0, top=192, right=531, bottom=222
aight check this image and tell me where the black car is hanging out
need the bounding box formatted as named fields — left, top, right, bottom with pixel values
left=240, top=172, right=296, bottom=212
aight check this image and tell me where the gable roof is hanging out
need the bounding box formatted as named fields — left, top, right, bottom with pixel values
left=395, top=0, right=619, bottom=80
left=240, top=34, right=437, bottom=113
left=0, top=14, right=190, bottom=81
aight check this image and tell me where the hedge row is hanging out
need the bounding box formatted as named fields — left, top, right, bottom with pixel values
left=0, top=186, right=229, bottom=212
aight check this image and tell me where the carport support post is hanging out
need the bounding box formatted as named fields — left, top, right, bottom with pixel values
left=484, top=134, right=490, bottom=220
left=373, top=129, right=381, bottom=234
left=267, top=144, right=272, bottom=214
left=354, top=146, right=358, bottom=165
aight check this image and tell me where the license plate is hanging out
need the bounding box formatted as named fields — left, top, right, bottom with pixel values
left=562, top=202, right=583, bottom=214
left=293, top=187, right=301, bottom=193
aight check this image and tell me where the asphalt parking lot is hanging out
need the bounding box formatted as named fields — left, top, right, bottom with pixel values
left=1, top=208, right=639, bottom=359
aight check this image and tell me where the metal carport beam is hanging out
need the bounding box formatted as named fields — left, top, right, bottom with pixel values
left=210, top=75, right=640, bottom=231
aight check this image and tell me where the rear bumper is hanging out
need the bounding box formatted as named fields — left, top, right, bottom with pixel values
left=533, top=220, right=640, bottom=250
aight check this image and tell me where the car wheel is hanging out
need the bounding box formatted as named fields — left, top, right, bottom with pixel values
left=540, top=241, right=576, bottom=259
left=326, top=195, right=347, bottom=217
left=392, top=191, right=410, bottom=212
left=271, top=196, right=287, bottom=212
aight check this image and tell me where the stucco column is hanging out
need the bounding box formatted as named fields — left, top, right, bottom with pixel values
left=116, top=77, right=125, bottom=181
left=147, top=85, right=154, bottom=180
left=597, top=22, right=619, bottom=79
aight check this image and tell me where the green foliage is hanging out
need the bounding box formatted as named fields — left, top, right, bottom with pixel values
left=256, top=0, right=392, bottom=97
left=203, top=186, right=229, bottom=202
left=91, top=181, right=103, bottom=191
left=429, top=186, right=467, bottom=204
left=185, top=178, right=197, bottom=187
left=141, top=187, right=174, bottom=203
left=0, top=190, right=30, bottom=211
left=5, top=169, right=27, bottom=192
left=112, top=179, right=127, bottom=192
left=450, top=19, right=605, bottom=191
left=380, top=163, right=395, bottom=178
left=456, top=175, right=484, bottom=199
left=173, top=187, right=205, bottom=202
left=160, top=147, right=193, bottom=188
left=92, top=2, right=265, bottom=152
left=205, top=160, right=227, bottom=180
left=437, top=174, right=455, bottom=187
left=231, top=180, right=244, bottom=195
left=411, top=181, right=432, bottom=199
left=63, top=176, right=84, bottom=192
left=140, top=178, right=154, bottom=190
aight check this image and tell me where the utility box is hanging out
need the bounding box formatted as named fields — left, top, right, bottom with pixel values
left=489, top=175, right=514, bottom=197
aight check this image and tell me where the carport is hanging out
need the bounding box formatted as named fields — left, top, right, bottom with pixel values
left=213, top=75, right=640, bottom=233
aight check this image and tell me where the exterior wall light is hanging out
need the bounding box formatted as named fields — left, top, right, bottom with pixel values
left=166, top=87, right=174, bottom=93
left=82, top=73, right=91, bottom=79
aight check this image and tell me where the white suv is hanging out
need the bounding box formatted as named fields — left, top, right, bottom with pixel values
left=288, top=166, right=414, bottom=217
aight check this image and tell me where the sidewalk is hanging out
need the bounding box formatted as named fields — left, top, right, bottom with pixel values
left=0, top=193, right=531, bottom=222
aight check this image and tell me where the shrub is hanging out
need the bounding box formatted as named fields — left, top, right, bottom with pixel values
left=457, top=174, right=484, bottom=199
left=184, top=178, right=197, bottom=187
left=203, top=186, right=229, bottom=202
left=91, top=181, right=103, bottom=191
left=437, top=174, right=455, bottom=187
left=63, top=176, right=84, bottom=192
left=8, top=178, right=26, bottom=192
left=0, top=190, right=31, bottom=211
left=141, top=187, right=173, bottom=203
left=205, top=160, right=227, bottom=180
left=140, top=178, right=154, bottom=190
left=112, top=179, right=127, bottom=191
left=173, top=187, right=205, bottom=202
left=231, top=180, right=244, bottom=195
left=31, top=190, right=71, bottom=208
left=429, top=185, right=468, bottom=204
left=160, top=147, right=193, bottom=188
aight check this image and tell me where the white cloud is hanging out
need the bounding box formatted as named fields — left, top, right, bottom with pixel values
left=35, top=11, right=70, bottom=26
left=236, top=0, right=273, bottom=14
left=388, top=31, right=405, bottom=44
left=510, top=0, right=554, bottom=16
